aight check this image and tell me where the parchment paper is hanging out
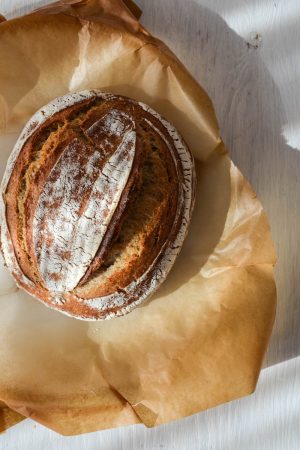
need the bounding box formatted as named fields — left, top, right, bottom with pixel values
left=0, top=0, right=276, bottom=435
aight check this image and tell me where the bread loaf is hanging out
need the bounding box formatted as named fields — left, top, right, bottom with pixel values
left=1, top=91, right=196, bottom=320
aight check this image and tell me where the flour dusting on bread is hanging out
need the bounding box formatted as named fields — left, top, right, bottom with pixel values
left=33, top=121, right=136, bottom=292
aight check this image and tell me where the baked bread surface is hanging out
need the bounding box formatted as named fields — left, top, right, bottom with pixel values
left=1, top=91, right=195, bottom=320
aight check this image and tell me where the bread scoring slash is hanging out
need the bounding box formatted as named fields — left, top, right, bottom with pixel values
left=1, top=91, right=196, bottom=320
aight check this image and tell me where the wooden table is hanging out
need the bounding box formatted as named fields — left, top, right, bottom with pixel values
left=0, top=0, right=299, bottom=448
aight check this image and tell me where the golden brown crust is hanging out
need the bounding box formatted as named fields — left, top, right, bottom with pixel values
left=1, top=91, right=195, bottom=320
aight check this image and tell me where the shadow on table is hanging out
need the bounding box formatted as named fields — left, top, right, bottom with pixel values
left=0, top=0, right=50, bottom=19
left=137, top=0, right=300, bottom=368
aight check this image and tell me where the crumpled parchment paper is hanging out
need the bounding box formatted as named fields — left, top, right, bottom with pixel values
left=0, top=0, right=276, bottom=435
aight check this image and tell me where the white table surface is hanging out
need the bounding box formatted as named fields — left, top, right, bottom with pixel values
left=0, top=0, right=300, bottom=448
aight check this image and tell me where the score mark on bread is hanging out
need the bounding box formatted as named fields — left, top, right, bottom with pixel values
left=0, top=91, right=196, bottom=320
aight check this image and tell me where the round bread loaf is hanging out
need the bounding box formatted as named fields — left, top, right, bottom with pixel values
left=0, top=91, right=196, bottom=320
